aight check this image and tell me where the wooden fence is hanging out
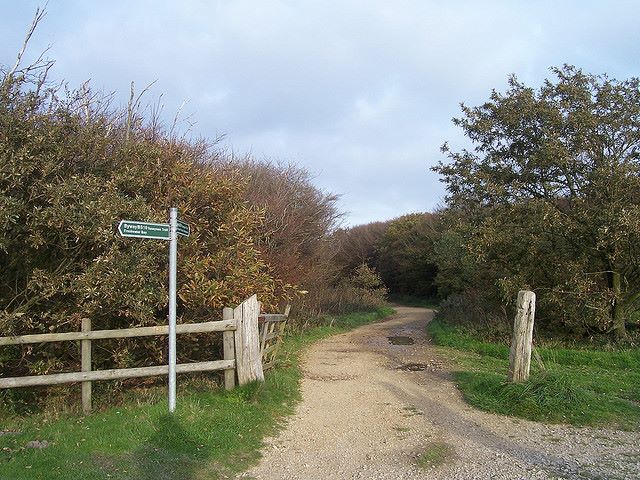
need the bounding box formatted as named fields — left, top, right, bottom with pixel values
left=259, top=305, right=290, bottom=371
left=0, top=295, right=289, bottom=413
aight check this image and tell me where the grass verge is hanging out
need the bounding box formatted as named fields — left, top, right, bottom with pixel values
left=427, top=318, right=640, bottom=430
left=0, top=307, right=393, bottom=480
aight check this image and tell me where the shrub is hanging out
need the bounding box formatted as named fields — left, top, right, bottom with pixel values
left=0, top=55, right=279, bottom=389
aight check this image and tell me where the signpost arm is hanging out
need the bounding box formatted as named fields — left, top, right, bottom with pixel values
left=168, top=207, right=178, bottom=413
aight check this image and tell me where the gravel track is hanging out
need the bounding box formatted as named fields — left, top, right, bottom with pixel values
left=239, top=306, right=640, bottom=479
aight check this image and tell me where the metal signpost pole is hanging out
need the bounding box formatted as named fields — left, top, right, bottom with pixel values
left=168, top=207, right=178, bottom=413
left=118, top=211, right=189, bottom=414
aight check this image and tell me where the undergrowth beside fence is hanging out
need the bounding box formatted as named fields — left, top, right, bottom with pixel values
left=427, top=318, right=640, bottom=430
left=0, top=307, right=393, bottom=480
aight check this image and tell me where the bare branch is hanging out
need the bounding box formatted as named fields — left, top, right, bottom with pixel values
left=8, top=4, right=48, bottom=78
left=125, top=79, right=157, bottom=140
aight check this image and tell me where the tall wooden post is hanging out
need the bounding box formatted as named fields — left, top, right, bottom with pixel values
left=81, top=318, right=92, bottom=414
left=233, top=295, right=264, bottom=385
left=508, top=290, right=536, bottom=383
left=222, top=307, right=236, bottom=390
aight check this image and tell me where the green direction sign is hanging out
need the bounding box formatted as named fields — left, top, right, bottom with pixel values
left=118, top=220, right=170, bottom=240
left=177, top=220, right=191, bottom=237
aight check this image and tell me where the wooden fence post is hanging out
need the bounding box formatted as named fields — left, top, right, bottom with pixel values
left=222, top=307, right=236, bottom=390
left=280, top=304, right=290, bottom=341
left=233, top=295, right=264, bottom=385
left=81, top=318, right=92, bottom=414
left=508, top=290, right=536, bottom=383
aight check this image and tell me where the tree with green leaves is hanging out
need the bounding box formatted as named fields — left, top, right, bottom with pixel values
left=435, top=65, right=640, bottom=339
left=376, top=213, right=439, bottom=298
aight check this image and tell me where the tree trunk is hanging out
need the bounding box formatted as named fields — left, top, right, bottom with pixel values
left=611, top=271, right=626, bottom=340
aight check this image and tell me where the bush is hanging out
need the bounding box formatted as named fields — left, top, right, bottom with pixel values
left=375, top=213, right=439, bottom=298
left=0, top=18, right=388, bottom=410
left=293, top=264, right=388, bottom=327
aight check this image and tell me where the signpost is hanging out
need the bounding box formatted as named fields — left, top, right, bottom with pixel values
left=118, top=210, right=190, bottom=413
left=177, top=220, right=190, bottom=237
left=167, top=209, right=178, bottom=413
left=118, top=220, right=170, bottom=240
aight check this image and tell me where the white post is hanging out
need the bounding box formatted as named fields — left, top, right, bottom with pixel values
left=168, top=207, right=178, bottom=412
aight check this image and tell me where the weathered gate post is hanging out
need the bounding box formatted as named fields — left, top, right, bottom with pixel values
left=508, top=290, right=536, bottom=383
left=233, top=295, right=264, bottom=385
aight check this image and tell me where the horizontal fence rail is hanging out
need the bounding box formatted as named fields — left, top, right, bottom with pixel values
left=0, top=360, right=235, bottom=388
left=0, top=298, right=290, bottom=415
left=0, top=320, right=236, bottom=346
left=259, top=314, right=288, bottom=322
left=0, top=318, right=237, bottom=413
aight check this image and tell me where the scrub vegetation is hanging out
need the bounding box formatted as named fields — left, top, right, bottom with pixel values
left=337, top=66, right=640, bottom=343
left=3, top=5, right=640, bottom=441
left=333, top=67, right=640, bottom=436
left=0, top=12, right=387, bottom=414
left=332, top=66, right=640, bottom=429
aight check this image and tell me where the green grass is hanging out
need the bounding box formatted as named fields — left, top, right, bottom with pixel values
left=0, top=307, right=393, bottom=480
left=415, top=441, right=455, bottom=469
left=427, top=318, right=640, bottom=429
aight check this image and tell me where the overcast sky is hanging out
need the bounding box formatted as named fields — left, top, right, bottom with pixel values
left=2, top=1, right=640, bottom=226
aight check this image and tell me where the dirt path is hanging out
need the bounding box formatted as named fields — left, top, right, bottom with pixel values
left=240, top=307, right=640, bottom=479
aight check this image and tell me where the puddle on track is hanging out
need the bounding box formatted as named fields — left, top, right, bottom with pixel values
left=397, top=363, right=428, bottom=371
left=387, top=336, right=415, bottom=345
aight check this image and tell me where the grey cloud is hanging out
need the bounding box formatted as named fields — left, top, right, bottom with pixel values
left=2, top=0, right=640, bottom=225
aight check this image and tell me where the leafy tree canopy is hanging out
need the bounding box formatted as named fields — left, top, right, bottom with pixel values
left=435, top=65, right=640, bottom=338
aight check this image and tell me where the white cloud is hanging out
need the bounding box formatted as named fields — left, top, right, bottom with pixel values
left=2, top=0, right=640, bottom=225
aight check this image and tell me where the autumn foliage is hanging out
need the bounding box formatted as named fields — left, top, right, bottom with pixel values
left=0, top=49, right=369, bottom=398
